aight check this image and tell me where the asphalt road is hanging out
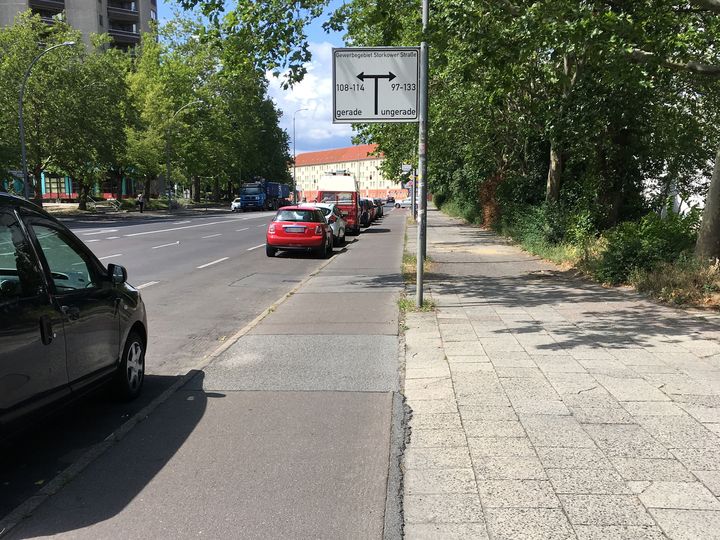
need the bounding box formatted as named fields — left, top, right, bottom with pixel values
left=1, top=207, right=397, bottom=522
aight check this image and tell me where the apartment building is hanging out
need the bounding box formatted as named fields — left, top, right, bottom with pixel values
left=293, top=144, right=408, bottom=201
left=0, top=0, right=156, bottom=47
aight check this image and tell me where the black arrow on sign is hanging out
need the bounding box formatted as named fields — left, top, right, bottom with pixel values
left=357, top=72, right=397, bottom=115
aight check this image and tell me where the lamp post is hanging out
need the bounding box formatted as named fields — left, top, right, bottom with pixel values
left=292, top=108, right=308, bottom=203
left=19, top=41, right=76, bottom=200
left=165, top=99, right=203, bottom=210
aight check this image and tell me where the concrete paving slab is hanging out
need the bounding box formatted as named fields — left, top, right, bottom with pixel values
left=485, top=508, right=575, bottom=540
left=403, top=521, right=489, bottom=539
left=649, top=509, right=720, bottom=540
left=190, top=335, right=399, bottom=392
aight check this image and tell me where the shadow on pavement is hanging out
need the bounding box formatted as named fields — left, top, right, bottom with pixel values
left=0, top=373, right=196, bottom=525
left=3, top=372, right=211, bottom=539
left=425, top=267, right=720, bottom=351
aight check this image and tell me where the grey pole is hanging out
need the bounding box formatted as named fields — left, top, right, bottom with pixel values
left=19, top=41, right=75, bottom=201
left=416, top=0, right=429, bottom=307
left=293, top=108, right=308, bottom=203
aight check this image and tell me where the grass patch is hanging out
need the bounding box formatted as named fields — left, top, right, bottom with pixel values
left=402, top=252, right=433, bottom=284
left=630, top=257, right=720, bottom=307
left=398, top=295, right=436, bottom=313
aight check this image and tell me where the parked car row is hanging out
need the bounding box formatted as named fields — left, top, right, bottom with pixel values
left=265, top=198, right=387, bottom=258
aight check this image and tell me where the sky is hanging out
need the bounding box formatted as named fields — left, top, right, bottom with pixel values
left=157, top=1, right=354, bottom=155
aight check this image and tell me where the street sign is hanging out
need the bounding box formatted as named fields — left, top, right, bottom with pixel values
left=401, top=164, right=413, bottom=173
left=332, top=47, right=420, bottom=124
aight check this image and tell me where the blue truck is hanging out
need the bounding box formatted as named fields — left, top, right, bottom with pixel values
left=236, top=180, right=291, bottom=211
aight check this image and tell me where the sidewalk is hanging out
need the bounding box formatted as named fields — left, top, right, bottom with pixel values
left=402, top=207, right=720, bottom=539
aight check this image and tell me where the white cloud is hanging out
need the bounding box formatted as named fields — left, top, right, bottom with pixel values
left=267, top=41, right=355, bottom=155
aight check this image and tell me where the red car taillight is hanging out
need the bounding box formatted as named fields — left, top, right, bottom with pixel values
left=268, top=224, right=276, bottom=234
left=315, top=225, right=323, bottom=235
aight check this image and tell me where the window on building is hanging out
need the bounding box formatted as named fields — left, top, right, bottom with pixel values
left=99, top=14, right=103, bottom=26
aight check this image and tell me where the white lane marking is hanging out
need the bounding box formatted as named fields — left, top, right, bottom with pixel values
left=197, top=257, right=229, bottom=269
left=236, top=228, right=249, bottom=232
left=124, top=220, right=229, bottom=237
left=82, top=229, right=118, bottom=236
left=136, top=281, right=159, bottom=290
left=247, top=244, right=265, bottom=251
left=257, top=224, right=266, bottom=228
left=106, top=236, right=120, bottom=240
left=202, top=233, right=222, bottom=239
left=86, top=239, right=100, bottom=243
left=99, top=254, right=122, bottom=260
left=173, top=221, right=190, bottom=225
left=152, top=241, right=180, bottom=249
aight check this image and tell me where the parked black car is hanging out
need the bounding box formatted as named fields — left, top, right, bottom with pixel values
left=0, top=193, right=147, bottom=439
left=373, top=198, right=384, bottom=219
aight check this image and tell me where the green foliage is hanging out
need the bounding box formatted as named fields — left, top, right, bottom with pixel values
left=593, top=211, right=700, bottom=285
left=0, top=12, right=291, bottom=207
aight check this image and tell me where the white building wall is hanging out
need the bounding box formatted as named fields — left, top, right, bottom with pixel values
left=295, top=157, right=403, bottom=194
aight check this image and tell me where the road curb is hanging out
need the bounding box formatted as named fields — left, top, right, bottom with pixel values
left=0, top=253, right=338, bottom=539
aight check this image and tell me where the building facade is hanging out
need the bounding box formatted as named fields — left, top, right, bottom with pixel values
left=293, top=144, right=408, bottom=201
left=0, top=0, right=156, bottom=48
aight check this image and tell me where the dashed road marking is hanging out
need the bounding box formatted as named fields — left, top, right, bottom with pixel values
left=247, top=244, right=265, bottom=251
left=202, top=233, right=222, bottom=239
left=236, top=228, right=249, bottom=232
left=99, top=254, right=122, bottom=260
left=152, top=241, right=180, bottom=249
left=137, top=281, right=159, bottom=290
left=197, top=257, right=229, bottom=269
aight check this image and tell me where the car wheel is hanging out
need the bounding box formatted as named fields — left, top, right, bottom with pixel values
left=339, top=229, right=346, bottom=246
left=114, top=330, right=145, bottom=400
left=266, top=244, right=277, bottom=257
left=324, top=235, right=333, bottom=258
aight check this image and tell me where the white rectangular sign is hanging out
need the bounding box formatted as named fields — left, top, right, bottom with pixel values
left=332, top=47, right=420, bottom=124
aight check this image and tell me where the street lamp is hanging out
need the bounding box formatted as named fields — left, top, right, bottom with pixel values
left=165, top=99, right=204, bottom=209
left=19, top=41, right=76, bottom=200
left=292, top=108, right=308, bottom=203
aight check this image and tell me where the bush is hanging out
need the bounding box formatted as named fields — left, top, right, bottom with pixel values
left=593, top=211, right=699, bottom=284
left=632, top=255, right=720, bottom=305
left=433, top=192, right=447, bottom=209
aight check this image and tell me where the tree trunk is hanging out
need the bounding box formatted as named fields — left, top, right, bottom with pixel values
left=192, top=176, right=200, bottom=203
left=545, top=142, right=562, bottom=204
left=77, top=180, right=89, bottom=211
left=695, top=147, right=720, bottom=259
left=144, top=178, right=152, bottom=202
left=213, top=178, right=220, bottom=202
left=32, top=164, right=43, bottom=208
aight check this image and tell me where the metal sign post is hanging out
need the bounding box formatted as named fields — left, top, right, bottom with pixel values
left=416, top=0, right=430, bottom=308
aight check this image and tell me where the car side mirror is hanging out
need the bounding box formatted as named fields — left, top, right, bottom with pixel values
left=108, top=263, right=127, bottom=285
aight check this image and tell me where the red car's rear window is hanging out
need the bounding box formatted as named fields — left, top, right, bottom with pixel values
left=274, top=209, right=324, bottom=223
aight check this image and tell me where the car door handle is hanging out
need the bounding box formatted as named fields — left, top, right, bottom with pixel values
left=39, top=315, right=55, bottom=345
left=60, top=305, right=80, bottom=320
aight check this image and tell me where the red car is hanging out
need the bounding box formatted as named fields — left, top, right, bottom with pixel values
left=266, top=206, right=333, bottom=258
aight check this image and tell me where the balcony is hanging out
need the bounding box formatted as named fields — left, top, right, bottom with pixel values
left=107, top=1, right=139, bottom=22
left=29, top=0, right=65, bottom=10
left=108, top=24, right=140, bottom=45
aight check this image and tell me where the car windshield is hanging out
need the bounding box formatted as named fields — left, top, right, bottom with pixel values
left=233, top=198, right=241, bottom=203
left=275, top=209, right=322, bottom=223
left=320, top=192, right=353, bottom=204
left=241, top=187, right=263, bottom=195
